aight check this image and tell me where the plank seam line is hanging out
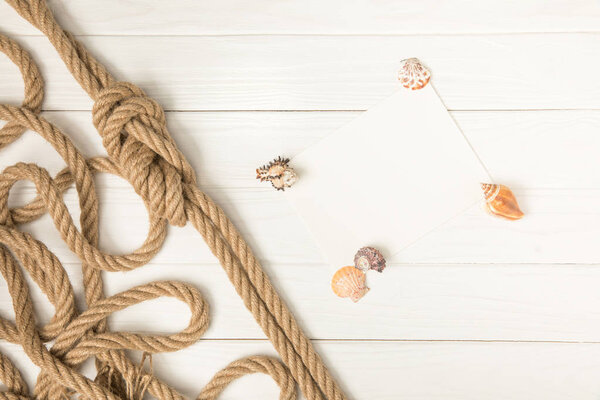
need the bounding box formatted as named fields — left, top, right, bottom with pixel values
left=33, top=108, right=600, bottom=113
left=32, top=261, right=600, bottom=267
left=8, top=32, right=600, bottom=38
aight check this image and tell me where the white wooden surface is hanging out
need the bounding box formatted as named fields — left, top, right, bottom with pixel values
left=1, top=1, right=600, bottom=399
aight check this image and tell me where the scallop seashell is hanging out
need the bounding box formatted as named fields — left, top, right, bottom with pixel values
left=256, top=156, right=298, bottom=191
left=331, top=266, right=369, bottom=303
left=481, top=183, right=524, bottom=220
left=398, top=58, right=431, bottom=90
left=354, top=246, right=386, bottom=273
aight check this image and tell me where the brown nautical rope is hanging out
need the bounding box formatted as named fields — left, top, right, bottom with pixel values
left=0, top=1, right=348, bottom=400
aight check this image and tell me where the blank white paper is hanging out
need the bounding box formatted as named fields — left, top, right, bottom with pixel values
left=284, top=84, right=490, bottom=267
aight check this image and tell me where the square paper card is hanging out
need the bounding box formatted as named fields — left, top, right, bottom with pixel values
left=284, top=69, right=490, bottom=267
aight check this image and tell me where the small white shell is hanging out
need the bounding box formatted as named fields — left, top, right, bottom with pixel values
left=256, top=156, right=297, bottom=191
left=281, top=168, right=298, bottom=187
left=398, top=58, right=431, bottom=90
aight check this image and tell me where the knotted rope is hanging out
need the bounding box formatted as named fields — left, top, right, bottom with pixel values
left=0, top=1, right=348, bottom=399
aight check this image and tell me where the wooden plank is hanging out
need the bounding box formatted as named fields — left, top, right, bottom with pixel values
left=1, top=35, right=600, bottom=111
left=4, top=110, right=600, bottom=190
left=3, top=0, right=600, bottom=35
left=2, top=340, right=600, bottom=399
left=7, top=262, right=600, bottom=341
left=7, top=185, right=600, bottom=264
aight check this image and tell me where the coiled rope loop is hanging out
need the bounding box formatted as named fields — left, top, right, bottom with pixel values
left=0, top=34, right=43, bottom=149
left=0, top=0, right=349, bottom=399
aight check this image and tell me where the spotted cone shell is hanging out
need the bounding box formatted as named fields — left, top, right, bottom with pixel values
left=398, top=58, right=431, bottom=90
left=354, top=247, right=386, bottom=273
left=331, top=266, right=369, bottom=303
left=481, top=183, right=524, bottom=220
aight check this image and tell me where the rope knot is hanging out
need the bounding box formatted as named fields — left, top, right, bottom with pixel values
left=92, top=82, right=195, bottom=226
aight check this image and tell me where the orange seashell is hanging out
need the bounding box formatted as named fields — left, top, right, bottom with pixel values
left=481, top=183, right=524, bottom=221
left=331, top=266, right=369, bottom=303
left=398, top=58, right=431, bottom=90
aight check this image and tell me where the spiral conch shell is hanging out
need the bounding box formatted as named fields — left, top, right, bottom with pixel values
left=354, top=247, right=386, bottom=273
left=481, top=183, right=524, bottom=220
left=398, top=58, right=431, bottom=90
left=331, top=266, right=369, bottom=303
left=256, top=156, right=298, bottom=191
